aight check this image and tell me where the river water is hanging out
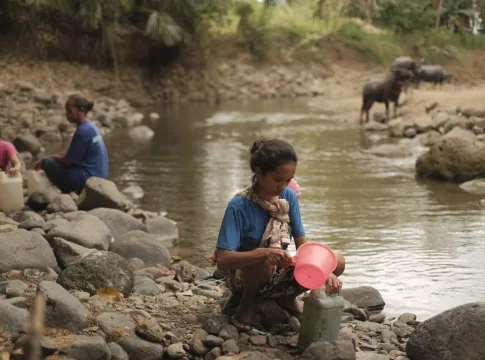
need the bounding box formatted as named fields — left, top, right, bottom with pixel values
left=98, top=98, right=485, bottom=321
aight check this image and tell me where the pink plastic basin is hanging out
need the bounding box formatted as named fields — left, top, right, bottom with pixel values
left=291, top=242, right=337, bottom=290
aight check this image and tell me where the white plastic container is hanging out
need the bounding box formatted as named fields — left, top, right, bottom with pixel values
left=26, top=170, right=54, bottom=196
left=0, top=172, right=25, bottom=212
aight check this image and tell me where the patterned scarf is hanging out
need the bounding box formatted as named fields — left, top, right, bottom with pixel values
left=236, top=185, right=291, bottom=249
left=207, top=185, right=291, bottom=266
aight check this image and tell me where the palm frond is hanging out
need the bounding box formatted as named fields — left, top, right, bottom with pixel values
left=145, top=11, right=184, bottom=46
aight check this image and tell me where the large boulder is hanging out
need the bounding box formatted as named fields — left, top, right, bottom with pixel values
left=110, top=230, right=171, bottom=267
left=27, top=189, right=61, bottom=211
left=406, top=302, right=485, bottom=360
left=77, top=177, right=131, bottom=211
left=146, top=216, right=179, bottom=246
left=415, top=137, right=485, bottom=183
left=89, top=208, right=147, bottom=241
left=45, top=213, right=112, bottom=250
left=0, top=229, right=58, bottom=271
left=57, top=251, right=134, bottom=296
left=38, top=281, right=89, bottom=331
left=340, top=286, right=385, bottom=313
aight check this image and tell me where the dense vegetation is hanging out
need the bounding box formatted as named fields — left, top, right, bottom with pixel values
left=1, top=0, right=485, bottom=69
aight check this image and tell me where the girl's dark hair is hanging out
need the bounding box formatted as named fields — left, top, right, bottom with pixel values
left=68, top=94, right=94, bottom=114
left=250, top=139, right=297, bottom=182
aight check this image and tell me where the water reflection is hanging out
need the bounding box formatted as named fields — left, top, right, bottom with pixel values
left=100, top=100, right=485, bottom=320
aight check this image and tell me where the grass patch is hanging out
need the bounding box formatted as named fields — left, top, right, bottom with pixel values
left=206, top=0, right=485, bottom=67
left=332, top=21, right=485, bottom=67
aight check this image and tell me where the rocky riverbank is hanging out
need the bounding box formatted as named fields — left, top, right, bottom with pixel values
left=363, top=99, right=485, bottom=196
left=1, top=175, right=485, bottom=360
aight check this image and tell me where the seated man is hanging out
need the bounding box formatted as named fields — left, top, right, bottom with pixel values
left=36, top=95, right=109, bottom=194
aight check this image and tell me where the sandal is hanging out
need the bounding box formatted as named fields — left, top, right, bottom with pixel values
left=230, top=314, right=251, bottom=332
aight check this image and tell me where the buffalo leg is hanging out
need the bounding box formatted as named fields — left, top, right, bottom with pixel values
left=385, top=101, right=390, bottom=120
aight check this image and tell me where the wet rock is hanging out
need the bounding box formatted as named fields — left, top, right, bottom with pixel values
left=249, top=335, right=267, bottom=346
left=299, top=340, right=356, bottom=360
left=77, top=177, right=131, bottom=211
left=367, top=144, right=412, bottom=158
left=443, top=126, right=475, bottom=140
left=373, top=112, right=387, bottom=123
left=121, top=185, right=145, bottom=201
left=406, top=303, right=485, bottom=359
left=39, top=281, right=89, bottom=331
left=0, top=302, right=31, bottom=335
left=129, top=125, right=155, bottom=141
left=47, top=194, right=78, bottom=213
left=0, top=280, right=28, bottom=294
left=364, top=121, right=389, bottom=132
left=413, top=116, right=433, bottom=133
left=0, top=212, right=18, bottom=226
left=146, top=215, right=180, bottom=246
left=133, top=276, right=163, bottom=296
left=255, top=300, right=290, bottom=328
left=110, top=230, right=171, bottom=267
left=27, top=189, right=61, bottom=211
left=203, top=335, right=225, bottom=348
left=459, top=179, right=485, bottom=195
left=119, top=335, right=164, bottom=360
left=18, top=217, right=45, bottom=230
left=355, top=354, right=387, bottom=360
left=202, top=319, right=222, bottom=335
left=171, top=260, right=210, bottom=283
left=5, top=296, right=27, bottom=308
left=89, top=207, right=147, bottom=241
left=13, top=132, right=42, bottom=155
left=460, top=105, right=485, bottom=118
left=398, top=313, right=417, bottom=323
left=341, top=286, right=385, bottom=313
left=96, top=312, right=137, bottom=341
left=415, top=131, right=442, bottom=147
left=136, top=318, right=165, bottom=343
left=205, top=347, right=222, bottom=360
left=0, top=229, right=58, bottom=271
left=6, top=287, right=25, bottom=298
left=57, top=251, right=134, bottom=296
left=222, top=339, right=239, bottom=354
left=46, top=213, right=112, bottom=250
left=50, top=236, right=95, bottom=268
left=108, top=342, right=129, bottom=360
left=127, top=258, right=146, bottom=271
left=191, top=329, right=209, bottom=356
left=218, top=324, right=239, bottom=341
left=403, top=127, right=417, bottom=138
left=289, top=316, right=301, bottom=332
left=167, top=342, right=186, bottom=359
left=41, top=335, right=110, bottom=360
left=416, top=137, right=485, bottom=183
left=369, top=314, right=386, bottom=323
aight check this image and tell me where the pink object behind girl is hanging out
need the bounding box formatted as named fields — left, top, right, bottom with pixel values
left=0, top=141, right=17, bottom=172
left=288, top=179, right=301, bottom=198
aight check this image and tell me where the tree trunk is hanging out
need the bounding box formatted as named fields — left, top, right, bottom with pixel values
left=435, top=0, right=444, bottom=29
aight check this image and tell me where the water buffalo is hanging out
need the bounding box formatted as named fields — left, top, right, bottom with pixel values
left=415, top=65, right=452, bottom=88
left=390, top=56, right=424, bottom=92
left=360, top=68, right=414, bottom=124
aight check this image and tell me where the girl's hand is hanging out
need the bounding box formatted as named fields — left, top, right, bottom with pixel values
left=326, top=273, right=343, bottom=293
left=257, top=248, right=292, bottom=268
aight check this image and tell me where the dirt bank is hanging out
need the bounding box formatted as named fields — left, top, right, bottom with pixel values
left=1, top=48, right=485, bottom=110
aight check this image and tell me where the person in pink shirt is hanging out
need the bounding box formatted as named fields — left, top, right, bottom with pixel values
left=0, top=137, right=21, bottom=175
